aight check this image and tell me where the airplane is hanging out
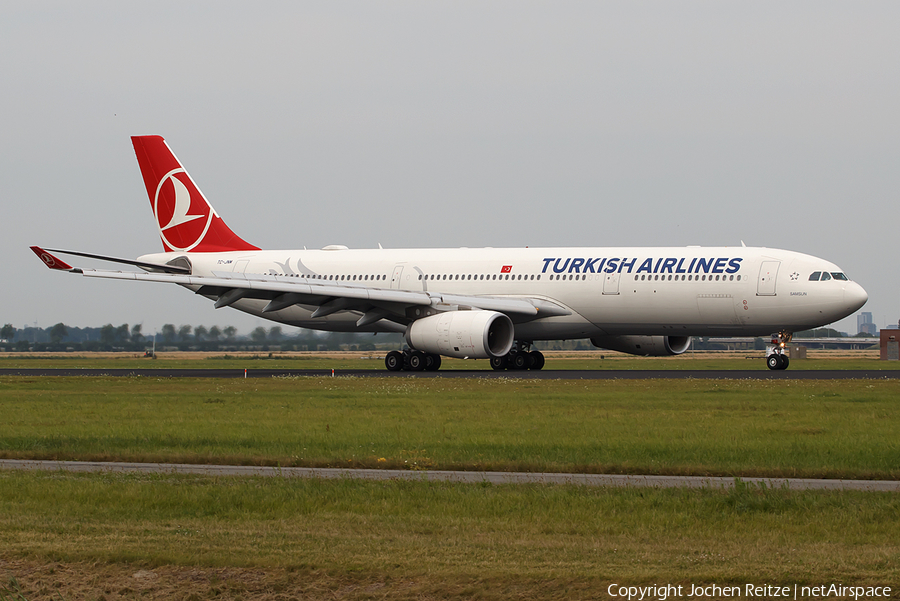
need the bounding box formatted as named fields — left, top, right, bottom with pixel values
left=32, top=135, right=868, bottom=371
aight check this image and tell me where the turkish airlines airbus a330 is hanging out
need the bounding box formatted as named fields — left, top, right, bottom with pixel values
left=32, top=136, right=867, bottom=371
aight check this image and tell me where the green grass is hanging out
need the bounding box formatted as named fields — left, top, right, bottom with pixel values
left=1, top=470, right=898, bottom=590
left=1, top=376, right=898, bottom=479
left=1, top=374, right=898, bottom=598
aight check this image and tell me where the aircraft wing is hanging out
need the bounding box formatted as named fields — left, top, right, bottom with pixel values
left=31, top=247, right=570, bottom=328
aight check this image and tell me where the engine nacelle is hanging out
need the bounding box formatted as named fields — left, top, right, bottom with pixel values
left=406, top=310, right=514, bottom=359
left=590, top=335, right=692, bottom=356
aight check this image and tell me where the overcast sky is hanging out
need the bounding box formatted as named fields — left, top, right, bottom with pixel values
left=4, top=1, right=897, bottom=336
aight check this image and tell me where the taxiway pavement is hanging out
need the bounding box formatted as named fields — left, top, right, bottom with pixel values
left=3, top=368, right=900, bottom=379
left=2, top=460, right=898, bottom=491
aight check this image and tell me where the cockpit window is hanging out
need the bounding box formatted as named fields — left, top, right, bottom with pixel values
left=831, top=272, right=848, bottom=281
left=809, top=272, right=821, bottom=281
left=820, top=272, right=832, bottom=281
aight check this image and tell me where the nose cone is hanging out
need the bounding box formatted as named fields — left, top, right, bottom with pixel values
left=844, top=282, right=868, bottom=313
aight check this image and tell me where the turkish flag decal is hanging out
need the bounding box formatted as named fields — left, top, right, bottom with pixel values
left=501, top=265, right=512, bottom=273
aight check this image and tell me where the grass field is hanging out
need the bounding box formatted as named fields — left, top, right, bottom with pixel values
left=1, top=470, right=899, bottom=600
left=1, top=365, right=898, bottom=599
left=1, top=376, right=899, bottom=479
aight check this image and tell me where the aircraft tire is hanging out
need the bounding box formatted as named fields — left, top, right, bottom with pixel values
left=529, top=350, right=545, bottom=370
left=408, top=350, right=426, bottom=371
left=766, top=354, right=780, bottom=370
left=510, top=352, right=528, bottom=370
left=425, top=353, right=442, bottom=371
left=385, top=351, right=404, bottom=372
left=490, top=356, right=507, bottom=371
left=781, top=355, right=790, bottom=370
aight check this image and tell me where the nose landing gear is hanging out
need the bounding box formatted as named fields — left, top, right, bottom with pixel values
left=766, top=332, right=792, bottom=370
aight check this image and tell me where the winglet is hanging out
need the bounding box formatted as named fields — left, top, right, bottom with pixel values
left=30, top=246, right=75, bottom=271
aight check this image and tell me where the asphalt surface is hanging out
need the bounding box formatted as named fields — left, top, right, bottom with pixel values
left=1, top=459, right=897, bottom=491
left=2, top=367, right=900, bottom=379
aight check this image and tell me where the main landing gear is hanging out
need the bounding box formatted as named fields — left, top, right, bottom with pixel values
left=490, top=342, right=545, bottom=371
left=384, top=349, right=442, bottom=372
left=766, top=332, right=792, bottom=371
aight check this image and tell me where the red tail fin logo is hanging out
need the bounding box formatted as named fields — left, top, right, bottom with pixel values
left=154, top=169, right=214, bottom=252
left=132, top=136, right=259, bottom=253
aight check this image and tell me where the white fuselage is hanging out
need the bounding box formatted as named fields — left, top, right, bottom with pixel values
left=139, top=245, right=867, bottom=340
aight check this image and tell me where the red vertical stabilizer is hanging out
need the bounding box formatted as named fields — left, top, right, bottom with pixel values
left=131, top=135, right=259, bottom=253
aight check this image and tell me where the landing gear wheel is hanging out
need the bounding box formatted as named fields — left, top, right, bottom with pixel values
left=490, top=355, right=508, bottom=371
left=529, top=350, right=545, bottom=370
left=766, top=331, right=793, bottom=371
left=425, top=353, right=442, bottom=371
left=385, top=351, right=404, bottom=372
left=766, top=354, right=789, bottom=370
left=510, top=352, right=528, bottom=370
left=407, top=351, right=426, bottom=371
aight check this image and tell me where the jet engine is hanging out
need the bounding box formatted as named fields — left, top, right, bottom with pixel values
left=590, top=335, right=692, bottom=356
left=406, top=310, right=514, bottom=359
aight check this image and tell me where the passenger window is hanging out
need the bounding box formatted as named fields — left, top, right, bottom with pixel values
left=821, top=272, right=832, bottom=281
left=809, top=272, right=821, bottom=281
left=831, top=272, right=848, bottom=281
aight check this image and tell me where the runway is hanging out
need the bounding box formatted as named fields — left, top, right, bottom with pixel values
left=1, top=459, right=897, bottom=491
left=2, top=368, right=900, bottom=379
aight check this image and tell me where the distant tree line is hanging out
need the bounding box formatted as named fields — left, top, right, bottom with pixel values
left=0, top=322, right=401, bottom=353
left=0, top=321, right=856, bottom=354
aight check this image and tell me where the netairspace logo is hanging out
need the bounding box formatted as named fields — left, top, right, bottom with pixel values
left=605, top=583, right=892, bottom=600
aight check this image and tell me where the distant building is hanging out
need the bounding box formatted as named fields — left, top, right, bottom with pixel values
left=858, top=312, right=876, bottom=335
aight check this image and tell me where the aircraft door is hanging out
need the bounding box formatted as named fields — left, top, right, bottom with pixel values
left=232, top=259, right=249, bottom=274
left=757, top=261, right=780, bottom=296
left=603, top=272, right=620, bottom=295
left=390, top=265, right=404, bottom=290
